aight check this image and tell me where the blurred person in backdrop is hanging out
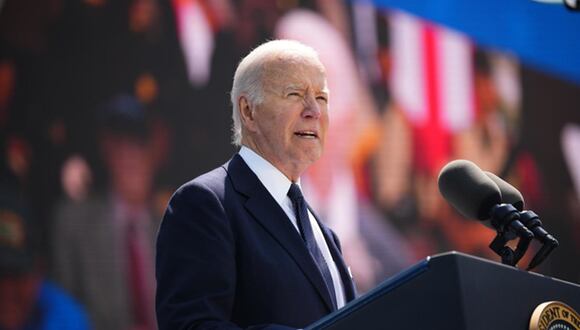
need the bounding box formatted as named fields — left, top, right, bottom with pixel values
left=0, top=186, right=90, bottom=330
left=366, top=12, right=499, bottom=259
left=444, top=49, right=541, bottom=257
left=156, top=40, right=356, bottom=329
left=275, top=9, right=413, bottom=293
left=52, top=94, right=166, bottom=330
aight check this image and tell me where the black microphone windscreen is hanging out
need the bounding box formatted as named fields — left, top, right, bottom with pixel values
left=484, top=171, right=525, bottom=211
left=438, top=160, right=501, bottom=220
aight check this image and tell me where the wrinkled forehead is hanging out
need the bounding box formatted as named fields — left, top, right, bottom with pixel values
left=262, top=54, right=327, bottom=90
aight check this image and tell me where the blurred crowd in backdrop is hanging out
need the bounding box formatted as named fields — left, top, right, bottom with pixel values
left=1, top=0, right=579, bottom=329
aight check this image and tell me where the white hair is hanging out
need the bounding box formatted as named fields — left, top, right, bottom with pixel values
left=230, top=39, right=322, bottom=146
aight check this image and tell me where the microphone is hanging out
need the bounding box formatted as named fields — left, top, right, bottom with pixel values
left=437, top=159, right=502, bottom=221
left=438, top=160, right=534, bottom=266
left=483, top=171, right=524, bottom=211
left=483, top=171, right=559, bottom=270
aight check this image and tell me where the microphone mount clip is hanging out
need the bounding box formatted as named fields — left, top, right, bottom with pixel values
left=488, top=204, right=534, bottom=267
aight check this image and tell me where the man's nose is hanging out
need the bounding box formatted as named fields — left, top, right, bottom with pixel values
left=302, top=94, right=321, bottom=119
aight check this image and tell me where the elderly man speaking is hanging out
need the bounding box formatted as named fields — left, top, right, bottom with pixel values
left=155, top=40, right=356, bottom=330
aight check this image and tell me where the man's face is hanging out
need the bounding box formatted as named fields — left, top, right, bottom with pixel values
left=103, top=136, right=154, bottom=205
left=245, top=56, right=329, bottom=180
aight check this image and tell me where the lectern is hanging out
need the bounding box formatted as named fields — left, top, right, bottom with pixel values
left=308, top=251, right=580, bottom=330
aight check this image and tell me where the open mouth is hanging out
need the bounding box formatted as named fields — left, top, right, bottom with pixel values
left=294, top=131, right=318, bottom=139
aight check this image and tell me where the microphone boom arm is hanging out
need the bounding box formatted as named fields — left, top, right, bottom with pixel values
left=519, top=211, right=560, bottom=270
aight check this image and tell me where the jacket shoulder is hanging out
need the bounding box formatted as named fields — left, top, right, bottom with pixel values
left=175, top=165, right=229, bottom=197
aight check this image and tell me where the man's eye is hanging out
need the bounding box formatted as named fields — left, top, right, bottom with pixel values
left=288, top=92, right=301, bottom=98
left=316, top=96, right=328, bottom=103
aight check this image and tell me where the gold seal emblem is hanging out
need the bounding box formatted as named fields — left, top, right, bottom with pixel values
left=529, top=301, right=580, bottom=330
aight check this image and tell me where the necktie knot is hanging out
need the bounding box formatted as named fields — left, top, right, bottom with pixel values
left=287, top=183, right=304, bottom=204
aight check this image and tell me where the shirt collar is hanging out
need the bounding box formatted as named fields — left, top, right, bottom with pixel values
left=239, top=146, right=301, bottom=206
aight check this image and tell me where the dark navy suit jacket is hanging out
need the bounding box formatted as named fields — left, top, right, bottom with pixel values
left=156, top=154, right=356, bottom=329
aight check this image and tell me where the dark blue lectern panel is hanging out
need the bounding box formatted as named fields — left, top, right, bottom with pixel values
left=308, top=251, right=580, bottom=330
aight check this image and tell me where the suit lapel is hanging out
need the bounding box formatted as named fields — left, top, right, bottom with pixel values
left=224, top=154, right=335, bottom=312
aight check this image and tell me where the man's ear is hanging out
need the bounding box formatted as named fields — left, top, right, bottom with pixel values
left=239, top=96, right=258, bottom=132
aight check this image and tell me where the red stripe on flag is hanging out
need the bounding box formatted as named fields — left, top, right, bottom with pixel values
left=415, top=24, right=451, bottom=176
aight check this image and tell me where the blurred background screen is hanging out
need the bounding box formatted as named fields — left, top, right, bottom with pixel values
left=0, top=0, right=579, bottom=329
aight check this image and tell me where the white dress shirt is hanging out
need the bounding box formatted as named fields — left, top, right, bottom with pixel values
left=239, top=146, right=346, bottom=309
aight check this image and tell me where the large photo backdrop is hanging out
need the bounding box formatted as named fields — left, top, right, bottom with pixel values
left=0, top=0, right=579, bottom=328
